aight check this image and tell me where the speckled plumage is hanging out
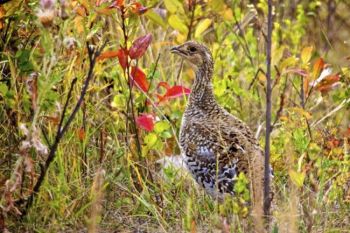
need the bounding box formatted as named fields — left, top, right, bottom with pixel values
left=171, top=42, right=270, bottom=216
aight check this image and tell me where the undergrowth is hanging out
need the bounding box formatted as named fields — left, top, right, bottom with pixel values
left=0, top=0, right=349, bottom=232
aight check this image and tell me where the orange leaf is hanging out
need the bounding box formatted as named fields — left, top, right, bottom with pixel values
left=129, top=34, right=153, bottom=59
left=130, top=66, right=149, bottom=92
left=312, top=58, right=325, bottom=80
left=97, top=51, right=120, bottom=61
left=316, top=74, right=340, bottom=93
left=76, top=6, right=87, bottom=16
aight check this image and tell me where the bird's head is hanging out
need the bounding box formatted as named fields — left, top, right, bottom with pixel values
left=170, top=41, right=212, bottom=68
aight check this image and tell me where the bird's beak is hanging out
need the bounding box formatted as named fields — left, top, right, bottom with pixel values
left=170, top=45, right=187, bottom=56
left=170, top=46, right=178, bottom=53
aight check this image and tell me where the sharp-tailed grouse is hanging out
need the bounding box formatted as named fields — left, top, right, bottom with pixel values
left=171, top=41, right=271, bottom=222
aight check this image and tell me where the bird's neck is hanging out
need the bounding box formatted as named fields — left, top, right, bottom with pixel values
left=189, top=61, right=217, bottom=108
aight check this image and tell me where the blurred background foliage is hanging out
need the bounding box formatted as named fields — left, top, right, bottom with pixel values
left=0, top=0, right=349, bottom=232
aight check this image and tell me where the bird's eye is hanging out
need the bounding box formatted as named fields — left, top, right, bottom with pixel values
left=188, top=46, right=197, bottom=52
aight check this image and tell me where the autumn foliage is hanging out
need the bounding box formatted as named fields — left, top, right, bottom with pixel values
left=0, top=0, right=349, bottom=232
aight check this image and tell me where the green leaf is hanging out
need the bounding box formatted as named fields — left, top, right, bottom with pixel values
left=168, top=15, right=188, bottom=35
left=194, top=19, right=212, bottom=38
left=111, top=94, right=126, bottom=108
left=292, top=128, right=310, bottom=153
left=145, top=10, right=166, bottom=28
left=289, top=170, right=305, bottom=188
left=164, top=0, right=184, bottom=14
left=144, top=133, right=158, bottom=148
left=154, top=121, right=171, bottom=133
left=0, top=83, right=8, bottom=96
left=15, top=50, right=34, bottom=74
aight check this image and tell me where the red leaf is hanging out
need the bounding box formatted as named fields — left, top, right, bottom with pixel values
left=116, top=48, right=128, bottom=70
left=158, top=85, right=191, bottom=102
left=136, top=114, right=154, bottom=132
left=164, top=86, right=191, bottom=98
left=130, top=66, right=149, bottom=92
left=129, top=34, right=152, bottom=59
left=131, top=2, right=148, bottom=15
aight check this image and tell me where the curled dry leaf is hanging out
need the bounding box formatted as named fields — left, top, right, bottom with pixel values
left=129, top=34, right=152, bottom=59
left=136, top=114, right=154, bottom=132
left=130, top=66, right=149, bottom=92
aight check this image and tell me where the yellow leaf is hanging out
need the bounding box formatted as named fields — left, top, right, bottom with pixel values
left=168, top=15, right=188, bottom=35
left=289, top=170, right=305, bottom=188
left=290, top=107, right=312, bottom=119
left=176, top=33, right=186, bottom=43
left=279, top=116, right=289, bottom=122
left=194, top=19, right=212, bottom=38
left=280, top=56, right=298, bottom=71
left=164, top=0, right=184, bottom=14
left=301, top=46, right=313, bottom=64
left=145, top=10, right=166, bottom=28
left=208, top=0, right=225, bottom=12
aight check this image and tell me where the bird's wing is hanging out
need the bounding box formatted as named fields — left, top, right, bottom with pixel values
left=182, top=119, right=255, bottom=176
left=182, top=118, right=265, bottom=213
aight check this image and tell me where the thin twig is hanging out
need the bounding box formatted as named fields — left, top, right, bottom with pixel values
left=248, top=68, right=265, bottom=90
left=311, top=98, right=350, bottom=127
left=264, top=0, right=273, bottom=218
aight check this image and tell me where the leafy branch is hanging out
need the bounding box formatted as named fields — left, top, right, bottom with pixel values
left=17, top=42, right=106, bottom=215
